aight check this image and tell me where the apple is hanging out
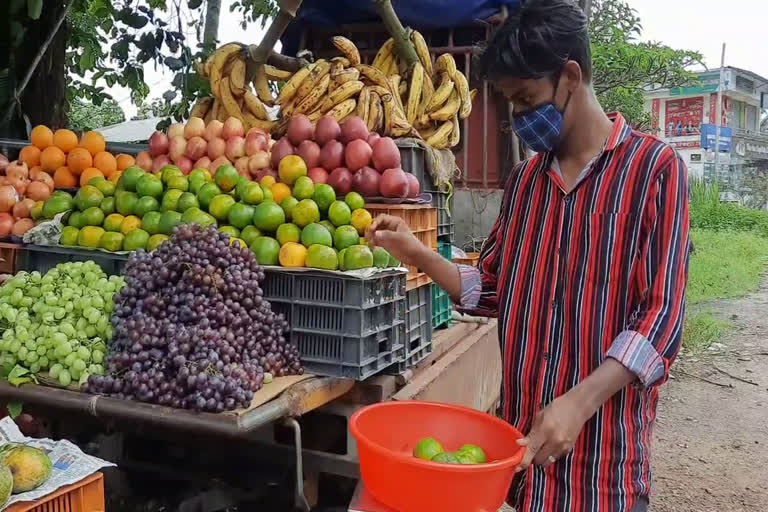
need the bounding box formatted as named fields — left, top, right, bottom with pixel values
left=184, top=117, right=205, bottom=139
left=185, top=136, right=207, bottom=161
left=204, top=120, right=224, bottom=142
left=148, top=131, right=169, bottom=157
left=167, top=123, right=184, bottom=139
left=222, top=117, right=245, bottom=139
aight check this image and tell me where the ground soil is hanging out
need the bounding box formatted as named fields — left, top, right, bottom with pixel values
left=651, top=279, right=768, bottom=511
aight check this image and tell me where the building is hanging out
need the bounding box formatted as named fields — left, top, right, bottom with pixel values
left=644, top=66, right=768, bottom=184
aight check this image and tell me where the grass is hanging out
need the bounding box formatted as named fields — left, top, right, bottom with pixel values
left=682, top=311, right=731, bottom=351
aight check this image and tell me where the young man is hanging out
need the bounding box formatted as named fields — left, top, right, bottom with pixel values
left=366, top=1, right=690, bottom=511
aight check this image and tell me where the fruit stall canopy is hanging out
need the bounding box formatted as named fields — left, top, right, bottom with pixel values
left=280, top=0, right=520, bottom=56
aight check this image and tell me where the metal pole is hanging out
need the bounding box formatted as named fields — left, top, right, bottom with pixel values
left=714, top=43, right=726, bottom=177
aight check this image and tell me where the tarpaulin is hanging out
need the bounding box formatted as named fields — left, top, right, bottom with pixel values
left=281, top=0, right=520, bottom=56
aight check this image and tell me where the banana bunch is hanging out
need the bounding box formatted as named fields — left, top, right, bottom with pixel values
left=194, top=42, right=295, bottom=133
left=371, top=31, right=476, bottom=149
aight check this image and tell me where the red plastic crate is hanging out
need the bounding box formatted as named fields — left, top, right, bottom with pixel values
left=7, top=472, right=105, bottom=512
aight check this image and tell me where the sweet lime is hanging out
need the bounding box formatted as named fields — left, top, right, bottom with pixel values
left=250, top=236, right=280, bottom=266
left=75, top=185, right=104, bottom=211
left=81, top=206, right=105, bottom=226
left=276, top=223, right=301, bottom=246
left=100, top=196, right=116, bottom=215
left=103, top=213, right=125, bottom=232
left=345, top=191, right=365, bottom=211
left=147, top=233, right=169, bottom=251
left=100, top=231, right=124, bottom=252
left=271, top=183, right=292, bottom=204
left=280, top=196, right=299, bottom=221
left=177, top=192, right=199, bottom=212
left=123, top=228, right=150, bottom=251
left=135, top=195, right=160, bottom=217
left=313, top=184, right=336, bottom=213
left=373, top=247, right=391, bottom=268
left=60, top=226, right=79, bottom=246
left=292, top=176, right=315, bottom=200
left=240, top=182, right=264, bottom=205
left=67, top=211, right=84, bottom=229
left=278, top=155, right=307, bottom=185
left=240, top=225, right=262, bottom=247
left=115, top=191, right=138, bottom=216
left=219, top=225, right=240, bottom=238
left=431, top=452, right=459, bottom=464
left=141, top=211, right=162, bottom=235
left=334, top=225, right=360, bottom=251
left=343, top=245, right=374, bottom=270
left=252, top=201, right=286, bottom=232
left=208, top=194, right=236, bottom=222
left=306, top=245, right=338, bottom=270
left=279, top=242, right=307, bottom=267
left=161, top=189, right=184, bottom=212
left=167, top=175, right=189, bottom=192
left=319, top=220, right=336, bottom=237
left=327, top=201, right=352, bottom=227
left=160, top=165, right=184, bottom=184
left=118, top=166, right=145, bottom=191
left=214, top=164, right=239, bottom=192
left=458, top=444, right=487, bottom=464
left=159, top=210, right=182, bottom=235
left=260, top=175, right=276, bottom=189
left=291, top=199, right=320, bottom=228
left=301, top=223, right=333, bottom=248
left=350, top=208, right=373, bottom=235
left=136, top=174, right=164, bottom=198
left=197, top=182, right=221, bottom=209
left=413, top=438, right=444, bottom=461
left=120, top=215, right=142, bottom=235
left=228, top=202, right=255, bottom=229
left=77, top=226, right=104, bottom=248
left=188, top=168, right=211, bottom=183
left=91, top=178, right=116, bottom=197
left=261, top=184, right=274, bottom=201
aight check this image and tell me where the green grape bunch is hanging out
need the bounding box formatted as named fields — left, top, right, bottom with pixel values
left=0, top=262, right=126, bottom=388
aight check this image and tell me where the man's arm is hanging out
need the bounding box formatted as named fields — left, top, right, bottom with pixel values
left=518, top=152, right=690, bottom=469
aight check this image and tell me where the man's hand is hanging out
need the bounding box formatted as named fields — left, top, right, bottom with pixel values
left=365, top=214, right=429, bottom=266
left=515, top=392, right=592, bottom=472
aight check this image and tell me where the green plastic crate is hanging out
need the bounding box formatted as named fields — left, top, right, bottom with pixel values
left=432, top=241, right=453, bottom=329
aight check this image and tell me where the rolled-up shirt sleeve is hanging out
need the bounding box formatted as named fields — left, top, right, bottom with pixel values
left=606, top=152, right=690, bottom=387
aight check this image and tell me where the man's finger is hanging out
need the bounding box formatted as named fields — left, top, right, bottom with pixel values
left=374, top=230, right=398, bottom=249
left=515, top=434, right=543, bottom=472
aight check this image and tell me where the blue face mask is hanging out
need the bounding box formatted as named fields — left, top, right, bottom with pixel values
left=513, top=87, right=572, bottom=153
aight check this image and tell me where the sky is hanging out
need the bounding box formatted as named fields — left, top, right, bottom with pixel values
left=111, top=0, right=768, bottom=119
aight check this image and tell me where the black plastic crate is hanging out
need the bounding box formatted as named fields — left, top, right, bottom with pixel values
left=427, top=189, right=454, bottom=241
left=17, top=245, right=128, bottom=275
left=387, top=283, right=433, bottom=374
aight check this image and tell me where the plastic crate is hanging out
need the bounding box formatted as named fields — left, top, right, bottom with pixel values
left=0, top=245, right=18, bottom=273
left=262, top=269, right=408, bottom=380
left=17, top=245, right=128, bottom=275
left=431, top=283, right=452, bottom=330
left=7, top=472, right=105, bottom=512
left=454, top=252, right=481, bottom=267
left=427, top=189, right=455, bottom=241
left=387, top=284, right=433, bottom=374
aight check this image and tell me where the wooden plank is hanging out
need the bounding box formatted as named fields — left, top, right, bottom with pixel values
left=392, top=320, right=501, bottom=412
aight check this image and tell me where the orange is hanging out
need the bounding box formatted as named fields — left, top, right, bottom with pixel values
left=79, top=131, right=106, bottom=156
left=30, top=125, right=53, bottom=149
left=40, top=146, right=66, bottom=172
left=66, top=147, right=92, bottom=175
left=109, top=170, right=122, bottom=184
left=80, top=167, right=104, bottom=187
left=115, top=154, right=135, bottom=171
left=270, top=182, right=292, bottom=204
left=53, top=129, right=78, bottom=152
left=54, top=167, right=77, bottom=188
left=93, top=151, right=117, bottom=176
left=19, top=145, right=41, bottom=167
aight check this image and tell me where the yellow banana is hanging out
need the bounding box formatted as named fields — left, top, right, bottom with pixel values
left=253, top=64, right=275, bottom=105
left=331, top=56, right=351, bottom=68
left=426, top=120, right=453, bottom=147
left=368, top=92, right=383, bottom=132
left=435, top=53, right=457, bottom=79
left=381, top=90, right=417, bottom=138
left=219, top=77, right=244, bottom=119
left=295, top=60, right=330, bottom=104
left=190, top=97, right=213, bottom=119
left=328, top=80, right=364, bottom=106
left=331, top=68, right=360, bottom=85
left=209, top=43, right=243, bottom=100
left=264, top=65, right=294, bottom=81
left=327, top=99, right=357, bottom=122
left=406, top=63, right=423, bottom=124
left=450, top=115, right=461, bottom=147
left=229, top=59, right=247, bottom=96
left=308, top=99, right=332, bottom=122
left=357, top=86, right=372, bottom=124
left=243, top=113, right=276, bottom=133
left=470, top=89, right=478, bottom=102
left=429, top=89, right=460, bottom=121
left=244, top=90, right=269, bottom=120
left=332, top=36, right=361, bottom=66
left=357, top=64, right=391, bottom=89
left=427, top=72, right=455, bottom=112
left=398, top=80, right=408, bottom=98
left=276, top=65, right=312, bottom=105
left=372, top=38, right=395, bottom=71
left=388, top=75, right=404, bottom=112
left=418, top=72, right=435, bottom=116
left=295, top=73, right=331, bottom=115
left=455, top=71, right=472, bottom=119
left=411, top=31, right=433, bottom=77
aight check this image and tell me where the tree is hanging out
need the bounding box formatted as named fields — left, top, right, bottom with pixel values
left=737, top=159, right=768, bottom=209
left=132, top=98, right=173, bottom=120
left=589, top=0, right=703, bottom=129
left=68, top=97, right=125, bottom=131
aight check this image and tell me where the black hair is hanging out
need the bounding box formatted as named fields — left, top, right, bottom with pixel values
left=477, top=0, right=592, bottom=83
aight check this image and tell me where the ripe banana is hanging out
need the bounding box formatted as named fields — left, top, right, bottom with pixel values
left=229, top=59, right=247, bottom=96
left=435, top=53, right=457, bottom=79
left=295, top=60, right=330, bottom=104
left=244, top=90, right=269, bottom=120
left=405, top=63, right=424, bottom=124
left=295, top=73, right=331, bottom=115
left=427, top=72, right=455, bottom=112
left=429, top=89, right=461, bottom=121
left=389, top=75, right=405, bottom=112
left=470, top=89, right=478, bottom=102
left=264, top=65, right=294, bottom=81
left=190, top=97, right=213, bottom=119
left=332, top=36, right=361, bottom=66
left=372, top=38, right=395, bottom=71
left=276, top=65, right=311, bottom=105
left=331, top=68, right=360, bottom=85
left=357, top=86, right=372, bottom=123
left=328, top=80, right=364, bottom=106
left=411, top=31, right=433, bottom=77
left=455, top=71, right=472, bottom=119
left=219, top=77, right=244, bottom=120
left=419, top=72, right=435, bottom=116
left=450, top=115, right=461, bottom=147
left=368, top=92, right=383, bottom=132
left=426, top=120, right=453, bottom=147
left=209, top=43, right=243, bottom=100
left=243, top=113, right=277, bottom=133
left=357, top=64, right=391, bottom=89
left=327, top=98, right=357, bottom=122
left=331, top=56, right=351, bottom=68
left=253, top=64, right=275, bottom=105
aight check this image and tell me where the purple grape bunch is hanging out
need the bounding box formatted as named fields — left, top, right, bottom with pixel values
left=86, top=224, right=303, bottom=412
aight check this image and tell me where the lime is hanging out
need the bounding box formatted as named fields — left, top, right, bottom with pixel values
left=177, top=192, right=199, bottom=212
left=100, top=196, right=116, bottom=215
left=333, top=225, right=359, bottom=251
left=280, top=196, right=299, bottom=221
left=162, top=189, right=184, bottom=212
left=343, top=245, right=374, bottom=270
left=240, top=225, right=262, bottom=247
left=227, top=202, right=254, bottom=229
left=118, top=166, right=146, bottom=191
left=81, top=206, right=105, bottom=227
left=141, top=211, right=163, bottom=235
left=188, top=167, right=211, bottom=183
left=261, top=184, right=274, bottom=201
left=328, top=201, right=352, bottom=227
left=124, top=229, right=150, bottom=251
left=276, top=223, right=301, bottom=246
left=60, top=226, right=79, bottom=246
left=413, top=438, right=444, bottom=461
left=350, top=208, right=373, bottom=235
left=319, top=220, right=336, bottom=237
left=291, top=199, right=320, bottom=228
left=147, top=233, right=169, bottom=251
left=279, top=242, right=307, bottom=267
left=75, top=185, right=104, bottom=211
left=292, top=176, right=315, bottom=200
left=181, top=207, right=209, bottom=225
left=167, top=175, right=189, bottom=192
left=252, top=201, right=286, bottom=232
left=91, top=178, right=116, bottom=197
left=219, top=225, right=240, bottom=238
left=190, top=176, right=207, bottom=195
left=458, top=444, right=487, bottom=464
left=197, top=182, right=221, bottom=209
left=68, top=211, right=84, bottom=229
left=431, top=452, right=459, bottom=464
left=160, top=165, right=183, bottom=184
left=214, top=164, right=240, bottom=192
left=373, top=247, right=391, bottom=268
left=115, top=191, right=139, bottom=216
left=100, top=232, right=124, bottom=252
left=42, top=193, right=73, bottom=219
left=136, top=175, right=164, bottom=198
left=104, top=213, right=125, bottom=232
left=306, top=245, right=339, bottom=270
left=135, top=195, right=160, bottom=217
left=250, top=236, right=280, bottom=265
left=313, top=184, right=336, bottom=213
left=159, top=210, right=183, bottom=235
left=345, top=191, right=365, bottom=211
left=301, top=223, right=333, bottom=248
left=208, top=194, right=236, bottom=221
left=240, top=182, right=265, bottom=205
left=77, top=226, right=104, bottom=248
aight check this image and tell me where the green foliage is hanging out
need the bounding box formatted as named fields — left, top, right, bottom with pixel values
left=68, top=98, right=126, bottom=131
left=689, top=181, right=768, bottom=237
left=229, top=0, right=278, bottom=29
left=683, top=311, right=730, bottom=352
left=590, top=0, right=703, bottom=129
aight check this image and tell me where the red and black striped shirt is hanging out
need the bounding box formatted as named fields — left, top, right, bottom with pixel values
left=458, top=113, right=690, bottom=511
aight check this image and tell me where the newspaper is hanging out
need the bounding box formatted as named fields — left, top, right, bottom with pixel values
left=0, top=416, right=114, bottom=509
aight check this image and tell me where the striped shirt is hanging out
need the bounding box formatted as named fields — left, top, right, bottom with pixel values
left=458, top=113, right=690, bottom=512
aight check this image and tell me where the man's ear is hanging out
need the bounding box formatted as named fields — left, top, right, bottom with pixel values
left=562, top=61, right=583, bottom=92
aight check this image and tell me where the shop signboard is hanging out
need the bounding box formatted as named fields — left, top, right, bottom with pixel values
left=665, top=96, right=704, bottom=137
left=700, top=123, right=733, bottom=152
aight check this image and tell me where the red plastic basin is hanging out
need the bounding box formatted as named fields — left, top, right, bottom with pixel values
left=349, top=401, right=524, bottom=512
